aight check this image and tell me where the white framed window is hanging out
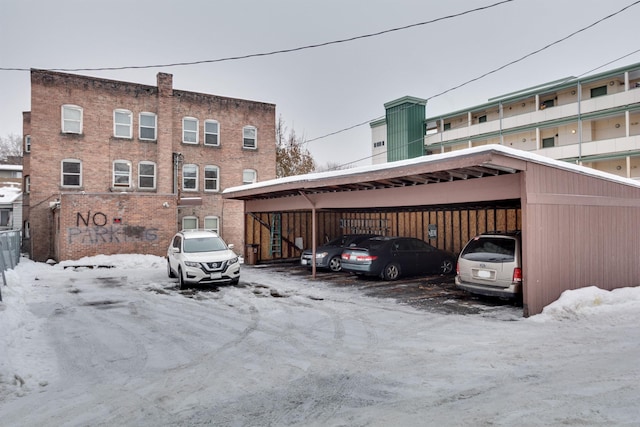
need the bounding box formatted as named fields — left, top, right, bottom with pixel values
left=138, top=161, right=156, bottom=189
left=243, top=126, right=257, bottom=149
left=183, top=117, right=198, bottom=144
left=113, top=160, right=132, bottom=187
left=24, top=135, right=31, bottom=153
left=242, top=169, right=257, bottom=185
left=182, top=216, right=198, bottom=230
left=24, top=175, right=30, bottom=194
left=204, top=120, right=219, bottom=146
left=204, top=216, right=219, bottom=233
left=114, top=109, right=133, bottom=138
left=182, top=164, right=198, bottom=191
left=62, top=105, right=83, bottom=134
left=204, top=165, right=219, bottom=192
left=61, top=159, right=82, bottom=187
left=139, top=112, right=157, bottom=141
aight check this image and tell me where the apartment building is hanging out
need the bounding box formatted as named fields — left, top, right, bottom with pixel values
left=372, top=62, right=640, bottom=178
left=23, top=70, right=276, bottom=262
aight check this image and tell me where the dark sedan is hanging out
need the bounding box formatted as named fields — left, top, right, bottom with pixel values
left=340, top=236, right=456, bottom=280
left=300, top=234, right=380, bottom=272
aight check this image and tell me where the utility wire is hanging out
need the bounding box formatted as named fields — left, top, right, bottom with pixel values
left=330, top=47, right=640, bottom=170
left=0, top=0, right=515, bottom=72
left=304, top=0, right=640, bottom=149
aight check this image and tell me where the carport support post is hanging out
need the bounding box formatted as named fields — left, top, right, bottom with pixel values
left=298, top=191, right=317, bottom=279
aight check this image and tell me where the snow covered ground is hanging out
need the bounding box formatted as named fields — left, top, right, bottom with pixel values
left=1, top=255, right=639, bottom=426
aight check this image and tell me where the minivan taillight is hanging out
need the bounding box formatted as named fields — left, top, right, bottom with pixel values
left=513, top=267, right=522, bottom=283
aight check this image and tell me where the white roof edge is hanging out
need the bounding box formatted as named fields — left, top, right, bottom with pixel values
left=223, top=145, right=640, bottom=194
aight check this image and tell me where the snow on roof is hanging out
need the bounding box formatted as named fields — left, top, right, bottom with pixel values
left=0, top=185, right=22, bottom=204
left=223, top=144, right=640, bottom=195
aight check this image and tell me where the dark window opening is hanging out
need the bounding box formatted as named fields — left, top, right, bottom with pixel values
left=542, top=137, right=555, bottom=148
left=590, top=86, right=607, bottom=98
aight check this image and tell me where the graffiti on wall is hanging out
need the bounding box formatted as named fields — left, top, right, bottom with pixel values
left=68, top=211, right=159, bottom=244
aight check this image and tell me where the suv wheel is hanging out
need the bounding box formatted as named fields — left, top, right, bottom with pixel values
left=178, top=267, right=186, bottom=290
left=167, top=260, right=176, bottom=278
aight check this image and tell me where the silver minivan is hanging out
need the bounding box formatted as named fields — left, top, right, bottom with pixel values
left=455, top=231, right=522, bottom=299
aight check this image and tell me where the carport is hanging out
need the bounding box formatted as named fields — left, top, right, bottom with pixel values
left=223, top=145, right=640, bottom=316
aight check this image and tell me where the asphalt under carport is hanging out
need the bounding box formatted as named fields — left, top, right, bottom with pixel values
left=263, top=263, right=523, bottom=317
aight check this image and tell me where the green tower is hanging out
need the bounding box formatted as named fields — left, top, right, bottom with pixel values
left=384, top=96, right=427, bottom=162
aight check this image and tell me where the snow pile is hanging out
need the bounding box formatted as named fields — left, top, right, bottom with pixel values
left=532, top=285, right=640, bottom=322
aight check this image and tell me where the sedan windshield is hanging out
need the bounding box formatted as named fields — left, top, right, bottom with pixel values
left=184, top=237, right=227, bottom=253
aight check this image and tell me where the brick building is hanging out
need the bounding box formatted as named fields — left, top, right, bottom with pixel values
left=23, top=70, right=276, bottom=262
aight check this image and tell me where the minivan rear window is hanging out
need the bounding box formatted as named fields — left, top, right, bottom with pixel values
left=461, top=237, right=516, bottom=262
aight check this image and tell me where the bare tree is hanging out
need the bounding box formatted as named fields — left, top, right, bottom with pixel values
left=0, top=133, right=23, bottom=164
left=276, top=116, right=315, bottom=178
left=315, top=161, right=353, bottom=172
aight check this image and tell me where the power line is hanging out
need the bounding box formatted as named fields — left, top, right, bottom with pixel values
left=329, top=47, right=640, bottom=170
left=304, top=0, right=640, bottom=151
left=0, top=0, right=515, bottom=73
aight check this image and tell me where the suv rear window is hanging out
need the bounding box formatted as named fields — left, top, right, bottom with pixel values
left=460, top=236, right=516, bottom=262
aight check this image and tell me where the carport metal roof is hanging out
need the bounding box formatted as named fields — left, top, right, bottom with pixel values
left=224, top=147, right=528, bottom=202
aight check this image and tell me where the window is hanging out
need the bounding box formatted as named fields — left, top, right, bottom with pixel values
left=114, top=109, right=133, bottom=138
left=182, top=216, right=198, bottom=230
left=62, top=105, right=82, bottom=134
left=138, top=161, right=156, bottom=189
left=242, top=169, right=257, bottom=185
left=61, top=159, right=82, bottom=187
left=204, top=216, right=219, bottom=233
left=204, top=165, right=219, bottom=191
left=183, top=164, right=198, bottom=191
left=204, top=120, right=219, bottom=146
left=443, top=123, right=451, bottom=131
left=183, top=117, right=198, bottom=144
left=541, top=99, right=554, bottom=109
left=542, top=137, right=555, bottom=148
left=24, top=135, right=31, bottom=153
left=113, top=160, right=132, bottom=187
left=24, top=175, right=30, bottom=194
left=243, top=126, right=257, bottom=149
left=591, top=85, right=607, bottom=98
left=139, top=112, right=157, bottom=141
left=478, top=115, right=487, bottom=123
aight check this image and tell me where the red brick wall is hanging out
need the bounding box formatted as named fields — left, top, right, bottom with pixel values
left=26, top=70, right=275, bottom=261
left=55, top=193, right=176, bottom=260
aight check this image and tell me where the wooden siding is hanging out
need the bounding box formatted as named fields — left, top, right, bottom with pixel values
left=245, top=205, right=521, bottom=262
left=521, top=164, right=640, bottom=316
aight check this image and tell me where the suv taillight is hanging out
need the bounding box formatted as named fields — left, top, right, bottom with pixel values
left=513, top=267, right=522, bottom=283
left=456, top=262, right=460, bottom=275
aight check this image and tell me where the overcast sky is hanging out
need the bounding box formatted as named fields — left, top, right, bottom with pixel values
left=1, top=0, right=639, bottom=168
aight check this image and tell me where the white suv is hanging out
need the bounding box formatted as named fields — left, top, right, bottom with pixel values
left=167, top=230, right=240, bottom=289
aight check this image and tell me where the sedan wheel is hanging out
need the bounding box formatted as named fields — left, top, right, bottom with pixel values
left=383, top=263, right=401, bottom=281
left=328, top=256, right=342, bottom=272
left=440, top=259, right=454, bottom=274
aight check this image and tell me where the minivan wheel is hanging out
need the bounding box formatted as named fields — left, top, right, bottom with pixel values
left=440, top=259, right=454, bottom=274
left=167, top=260, right=176, bottom=278
left=328, top=256, right=342, bottom=272
left=383, top=263, right=400, bottom=281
